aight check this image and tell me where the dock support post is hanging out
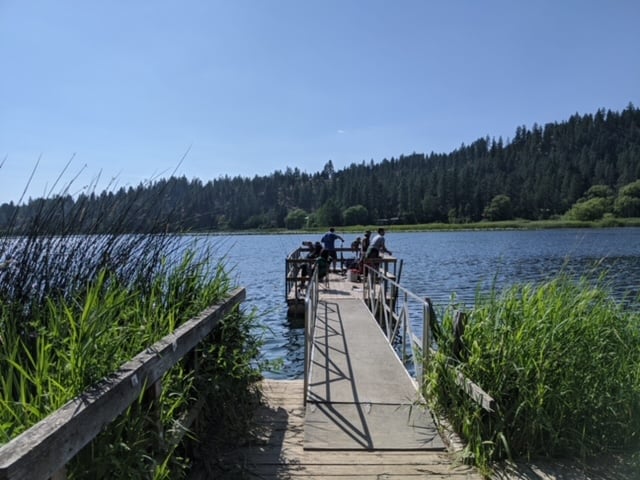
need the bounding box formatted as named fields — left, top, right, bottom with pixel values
left=421, top=299, right=432, bottom=389
left=402, top=300, right=407, bottom=365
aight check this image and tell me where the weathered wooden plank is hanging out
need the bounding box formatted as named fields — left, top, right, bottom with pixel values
left=209, top=380, right=483, bottom=480
left=248, top=475, right=476, bottom=480
left=0, top=288, right=245, bottom=480
left=454, top=371, right=496, bottom=413
left=227, top=450, right=457, bottom=465
left=224, top=453, right=479, bottom=479
left=247, top=463, right=479, bottom=476
left=227, top=475, right=476, bottom=480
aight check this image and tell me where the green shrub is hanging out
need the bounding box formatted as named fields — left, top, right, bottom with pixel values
left=564, top=197, right=612, bottom=221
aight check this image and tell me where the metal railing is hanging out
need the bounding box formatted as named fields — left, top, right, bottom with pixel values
left=361, top=264, right=496, bottom=411
left=361, top=263, right=434, bottom=385
left=302, top=267, right=320, bottom=405
left=300, top=259, right=495, bottom=413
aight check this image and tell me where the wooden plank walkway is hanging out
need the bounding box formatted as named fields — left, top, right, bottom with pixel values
left=197, top=271, right=484, bottom=478
left=208, top=379, right=482, bottom=479
left=305, top=297, right=444, bottom=450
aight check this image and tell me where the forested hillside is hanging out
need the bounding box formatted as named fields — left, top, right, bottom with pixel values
left=1, top=104, right=639, bottom=234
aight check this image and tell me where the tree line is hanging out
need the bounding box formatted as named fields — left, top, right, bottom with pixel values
left=1, top=103, right=639, bottom=235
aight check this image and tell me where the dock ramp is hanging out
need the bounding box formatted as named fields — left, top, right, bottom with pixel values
left=305, top=298, right=445, bottom=451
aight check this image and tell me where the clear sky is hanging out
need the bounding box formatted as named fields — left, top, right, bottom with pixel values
left=1, top=1, right=639, bottom=205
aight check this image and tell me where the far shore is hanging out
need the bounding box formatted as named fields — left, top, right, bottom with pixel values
left=187, top=217, right=640, bottom=235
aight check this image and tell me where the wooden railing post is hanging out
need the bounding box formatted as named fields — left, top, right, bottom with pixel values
left=143, top=378, right=165, bottom=451
left=422, top=298, right=431, bottom=389
left=50, top=467, right=66, bottom=480
left=453, top=311, right=467, bottom=361
left=189, top=346, right=201, bottom=433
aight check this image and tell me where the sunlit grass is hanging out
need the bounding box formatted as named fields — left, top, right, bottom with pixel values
left=425, top=275, right=640, bottom=473
left=0, top=187, right=264, bottom=478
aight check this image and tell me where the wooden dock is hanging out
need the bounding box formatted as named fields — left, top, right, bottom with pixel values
left=211, top=379, right=482, bottom=479
left=205, top=271, right=484, bottom=478
left=305, top=296, right=443, bottom=451
left=192, top=270, right=633, bottom=479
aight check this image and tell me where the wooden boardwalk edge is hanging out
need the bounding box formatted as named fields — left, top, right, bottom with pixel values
left=195, top=379, right=483, bottom=479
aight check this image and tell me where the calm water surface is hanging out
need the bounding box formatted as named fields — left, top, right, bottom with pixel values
left=206, top=228, right=640, bottom=379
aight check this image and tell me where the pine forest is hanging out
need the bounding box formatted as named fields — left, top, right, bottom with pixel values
left=1, top=104, right=639, bottom=234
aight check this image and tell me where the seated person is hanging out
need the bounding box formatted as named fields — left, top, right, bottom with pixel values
left=351, top=237, right=362, bottom=258
left=300, top=242, right=323, bottom=284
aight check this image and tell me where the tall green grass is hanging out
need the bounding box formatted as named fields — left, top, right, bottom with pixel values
left=425, top=275, right=640, bottom=472
left=0, top=255, right=227, bottom=433
left=0, top=183, right=264, bottom=478
left=64, top=305, right=263, bottom=480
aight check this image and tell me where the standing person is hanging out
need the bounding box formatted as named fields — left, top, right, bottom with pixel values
left=368, top=228, right=391, bottom=256
left=358, top=230, right=372, bottom=274
left=361, top=230, right=372, bottom=257
left=321, top=227, right=344, bottom=272
left=366, top=228, right=392, bottom=266
left=299, top=241, right=322, bottom=283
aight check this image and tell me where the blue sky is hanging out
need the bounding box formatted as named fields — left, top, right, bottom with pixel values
left=1, top=1, right=639, bottom=205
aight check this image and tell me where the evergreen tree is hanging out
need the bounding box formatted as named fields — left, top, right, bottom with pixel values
left=2, top=105, right=639, bottom=233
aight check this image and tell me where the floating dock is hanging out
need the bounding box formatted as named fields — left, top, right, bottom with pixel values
left=211, top=261, right=484, bottom=478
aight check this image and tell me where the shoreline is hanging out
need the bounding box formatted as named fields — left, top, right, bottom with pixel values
left=185, top=217, right=640, bottom=235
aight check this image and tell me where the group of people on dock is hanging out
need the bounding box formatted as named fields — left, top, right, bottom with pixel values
left=300, top=227, right=392, bottom=283
left=349, top=227, right=392, bottom=263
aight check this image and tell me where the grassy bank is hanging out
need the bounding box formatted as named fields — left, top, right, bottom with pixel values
left=326, top=216, right=640, bottom=233
left=425, top=275, right=640, bottom=474
left=219, top=216, right=640, bottom=236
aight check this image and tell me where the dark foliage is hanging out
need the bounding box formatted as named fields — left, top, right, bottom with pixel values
left=2, top=104, right=639, bottom=233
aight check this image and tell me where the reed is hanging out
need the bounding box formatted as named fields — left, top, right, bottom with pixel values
left=425, top=274, right=640, bottom=472
left=0, top=185, right=263, bottom=478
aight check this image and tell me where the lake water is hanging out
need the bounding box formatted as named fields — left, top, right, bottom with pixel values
left=202, top=228, right=640, bottom=380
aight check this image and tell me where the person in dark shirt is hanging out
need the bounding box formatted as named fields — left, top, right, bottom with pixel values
left=361, top=230, right=371, bottom=256
left=350, top=237, right=362, bottom=258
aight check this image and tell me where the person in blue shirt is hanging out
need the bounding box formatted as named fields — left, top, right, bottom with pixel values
left=321, top=227, right=344, bottom=272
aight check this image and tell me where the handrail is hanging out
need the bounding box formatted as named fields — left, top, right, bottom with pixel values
left=0, top=288, right=246, bottom=480
left=361, top=264, right=495, bottom=412
left=285, top=247, right=305, bottom=299
left=292, top=248, right=495, bottom=412
left=362, top=263, right=430, bottom=379
left=303, top=267, right=320, bottom=406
